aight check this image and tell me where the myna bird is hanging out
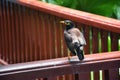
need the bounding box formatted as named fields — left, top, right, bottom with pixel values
left=60, top=20, right=86, bottom=60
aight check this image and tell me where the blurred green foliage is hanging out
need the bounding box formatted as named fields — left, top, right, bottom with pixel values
left=40, top=0, right=120, bottom=20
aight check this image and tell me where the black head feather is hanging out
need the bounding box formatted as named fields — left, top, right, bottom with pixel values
left=60, top=20, right=75, bottom=30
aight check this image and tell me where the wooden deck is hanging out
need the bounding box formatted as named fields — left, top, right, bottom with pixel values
left=0, top=0, right=120, bottom=80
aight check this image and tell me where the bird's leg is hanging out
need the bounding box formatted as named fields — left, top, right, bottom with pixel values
left=68, top=52, right=71, bottom=60
left=74, top=49, right=77, bottom=56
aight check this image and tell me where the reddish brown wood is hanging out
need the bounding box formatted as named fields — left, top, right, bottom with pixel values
left=47, top=77, right=57, bottom=80
left=41, top=13, right=48, bottom=59
left=46, top=15, right=52, bottom=59
left=101, top=30, right=109, bottom=80
left=103, top=68, right=120, bottom=80
left=0, top=1, right=1, bottom=56
left=0, top=51, right=120, bottom=80
left=7, top=2, right=12, bottom=64
left=38, top=12, right=45, bottom=60
left=92, top=28, right=99, bottom=53
left=111, top=33, right=119, bottom=51
left=84, top=25, right=90, bottom=54
left=5, top=0, right=120, bottom=34
left=49, top=16, right=56, bottom=59
left=14, top=3, right=19, bottom=63
left=31, top=10, right=38, bottom=61
left=23, top=7, right=29, bottom=62
left=108, top=69, right=119, bottom=80
left=34, top=11, right=41, bottom=60
left=92, top=28, right=99, bottom=80
left=42, top=14, right=49, bottom=59
left=3, top=1, right=8, bottom=60
left=54, top=17, right=62, bottom=58
left=2, top=0, right=7, bottom=62
left=0, top=0, right=1, bottom=59
left=76, top=73, right=90, bottom=80
left=19, top=5, right=25, bottom=63
left=0, top=0, right=4, bottom=60
left=36, top=11, right=41, bottom=60
left=0, top=0, right=120, bottom=80
left=29, top=9, right=36, bottom=61
left=101, top=30, right=108, bottom=52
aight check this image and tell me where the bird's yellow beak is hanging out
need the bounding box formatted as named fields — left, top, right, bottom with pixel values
left=60, top=21, right=65, bottom=24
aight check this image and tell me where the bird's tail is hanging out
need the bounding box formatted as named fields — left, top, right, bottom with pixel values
left=76, top=48, right=84, bottom=60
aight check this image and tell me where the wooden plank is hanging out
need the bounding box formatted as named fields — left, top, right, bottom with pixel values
left=108, top=69, right=119, bottom=80
left=43, top=14, right=53, bottom=59
left=14, top=3, right=20, bottom=63
left=7, top=1, right=12, bottom=64
left=92, top=28, right=99, bottom=80
left=41, top=13, right=47, bottom=59
left=77, top=73, right=90, bottom=80
left=101, top=30, right=108, bottom=52
left=111, top=32, right=119, bottom=51
left=11, top=3, right=17, bottom=63
left=92, top=28, right=99, bottom=53
left=0, top=0, right=5, bottom=60
left=35, top=11, right=41, bottom=61
left=28, top=8, right=36, bottom=61
left=3, top=0, right=9, bottom=62
left=7, top=2, right=13, bottom=64
left=84, top=25, right=90, bottom=54
left=49, top=16, right=56, bottom=59
left=47, top=77, right=57, bottom=80
left=103, top=68, right=119, bottom=80
left=55, top=17, right=62, bottom=58
left=2, top=0, right=7, bottom=62
left=0, top=0, right=1, bottom=59
left=23, top=6, right=30, bottom=62
left=38, top=12, right=45, bottom=60
left=30, top=10, right=38, bottom=61
left=0, top=51, right=120, bottom=80
left=18, top=5, right=25, bottom=63
left=40, top=13, right=48, bottom=59
left=101, top=30, right=108, bottom=80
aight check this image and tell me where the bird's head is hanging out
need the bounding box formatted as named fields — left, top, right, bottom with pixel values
left=60, top=20, right=75, bottom=30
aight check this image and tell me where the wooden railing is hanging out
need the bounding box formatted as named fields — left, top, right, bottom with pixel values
left=0, top=0, right=120, bottom=80
left=0, top=51, right=120, bottom=80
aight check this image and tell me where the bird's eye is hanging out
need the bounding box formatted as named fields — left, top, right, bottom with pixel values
left=65, top=22, right=70, bottom=25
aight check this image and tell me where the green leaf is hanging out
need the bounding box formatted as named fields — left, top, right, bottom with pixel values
left=41, top=0, right=120, bottom=19
left=114, top=2, right=120, bottom=19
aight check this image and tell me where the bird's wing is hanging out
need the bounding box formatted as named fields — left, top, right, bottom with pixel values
left=68, top=28, right=86, bottom=46
left=64, top=30, right=72, bottom=42
left=64, top=30, right=76, bottom=55
left=78, top=31, right=86, bottom=46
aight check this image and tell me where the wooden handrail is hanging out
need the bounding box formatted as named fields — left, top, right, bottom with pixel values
left=6, top=0, right=120, bottom=33
left=0, top=51, right=120, bottom=80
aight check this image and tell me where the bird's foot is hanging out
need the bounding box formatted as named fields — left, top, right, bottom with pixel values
left=68, top=55, right=71, bottom=61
